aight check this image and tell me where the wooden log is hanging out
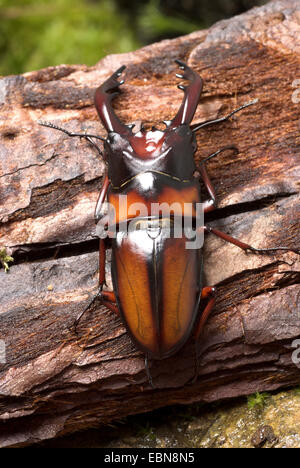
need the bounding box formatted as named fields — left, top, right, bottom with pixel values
left=0, top=0, right=299, bottom=447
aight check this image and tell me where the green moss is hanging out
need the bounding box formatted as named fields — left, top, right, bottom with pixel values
left=135, top=421, right=156, bottom=441
left=247, top=392, right=270, bottom=410
left=0, top=248, right=14, bottom=273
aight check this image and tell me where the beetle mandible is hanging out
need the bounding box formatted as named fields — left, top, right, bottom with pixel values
left=39, top=60, right=299, bottom=387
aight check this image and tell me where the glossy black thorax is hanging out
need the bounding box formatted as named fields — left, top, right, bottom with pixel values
left=104, top=124, right=197, bottom=188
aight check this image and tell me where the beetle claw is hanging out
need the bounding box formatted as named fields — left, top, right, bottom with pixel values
left=114, top=65, right=126, bottom=77
left=102, top=66, right=126, bottom=94
left=175, top=59, right=196, bottom=84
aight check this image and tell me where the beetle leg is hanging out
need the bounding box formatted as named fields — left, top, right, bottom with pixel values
left=73, top=290, right=101, bottom=333
left=72, top=238, right=119, bottom=334
left=170, top=60, right=203, bottom=128
left=199, top=145, right=238, bottom=167
left=72, top=289, right=119, bottom=334
left=199, top=163, right=217, bottom=214
left=196, top=146, right=238, bottom=213
left=98, top=238, right=107, bottom=288
left=100, top=294, right=119, bottom=316
left=204, top=226, right=300, bottom=255
left=193, top=286, right=216, bottom=383
left=95, top=174, right=110, bottom=223
left=98, top=238, right=119, bottom=313
left=101, top=290, right=116, bottom=302
left=73, top=291, right=119, bottom=333
left=191, top=98, right=258, bottom=133
left=194, top=287, right=217, bottom=338
left=94, top=66, right=131, bottom=135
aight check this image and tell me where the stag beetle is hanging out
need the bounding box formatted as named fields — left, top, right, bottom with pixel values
left=39, top=60, right=298, bottom=387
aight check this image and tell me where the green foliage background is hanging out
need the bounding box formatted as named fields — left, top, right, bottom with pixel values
left=0, top=0, right=267, bottom=76
left=0, top=0, right=138, bottom=75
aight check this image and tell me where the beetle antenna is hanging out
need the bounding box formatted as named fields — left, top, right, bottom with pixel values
left=38, top=120, right=105, bottom=156
left=192, top=98, right=259, bottom=133
left=199, top=145, right=238, bottom=165
left=38, top=120, right=106, bottom=141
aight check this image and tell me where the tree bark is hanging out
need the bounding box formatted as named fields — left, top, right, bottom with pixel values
left=0, top=0, right=299, bottom=447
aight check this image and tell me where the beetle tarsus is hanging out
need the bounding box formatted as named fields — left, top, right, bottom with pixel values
left=204, top=226, right=299, bottom=255
left=72, top=289, right=102, bottom=335
left=199, top=145, right=239, bottom=165
left=248, top=246, right=300, bottom=255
